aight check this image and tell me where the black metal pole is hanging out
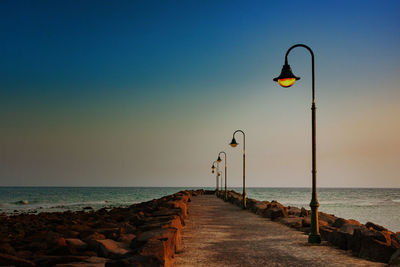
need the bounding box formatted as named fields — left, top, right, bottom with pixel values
left=285, top=44, right=320, bottom=244
left=233, top=130, right=246, bottom=209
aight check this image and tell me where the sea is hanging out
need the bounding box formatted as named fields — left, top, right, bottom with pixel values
left=0, top=187, right=399, bottom=233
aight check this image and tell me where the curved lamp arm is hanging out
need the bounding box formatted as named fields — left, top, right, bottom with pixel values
left=232, top=129, right=245, bottom=152
left=285, top=44, right=315, bottom=103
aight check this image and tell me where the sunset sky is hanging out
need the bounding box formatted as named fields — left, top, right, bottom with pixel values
left=1, top=0, right=399, bottom=187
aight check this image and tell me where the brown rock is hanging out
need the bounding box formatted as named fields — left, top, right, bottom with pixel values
left=106, top=254, right=163, bottom=267
left=95, top=239, right=129, bottom=258
left=319, top=225, right=336, bottom=241
left=0, top=253, right=36, bottom=267
left=390, top=249, right=400, bottom=266
left=0, top=242, right=16, bottom=255
left=54, top=256, right=108, bottom=267
left=302, top=216, right=311, bottom=227
left=328, top=229, right=352, bottom=250
left=65, top=238, right=88, bottom=251
left=318, top=212, right=337, bottom=225
left=34, top=255, right=90, bottom=266
left=119, top=234, right=136, bottom=245
left=352, top=228, right=397, bottom=263
left=340, top=223, right=363, bottom=235
left=300, top=207, right=309, bottom=217
left=278, top=216, right=303, bottom=229
left=366, top=222, right=388, bottom=232
left=262, top=201, right=288, bottom=220
left=287, top=206, right=301, bottom=217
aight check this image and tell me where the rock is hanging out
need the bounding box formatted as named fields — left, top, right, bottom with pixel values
left=366, top=222, right=388, bottom=232
left=95, top=239, right=129, bottom=258
left=262, top=201, right=288, bottom=220
left=34, top=255, right=91, bottom=266
left=302, top=216, right=311, bottom=227
left=106, top=254, right=163, bottom=267
left=278, top=216, right=303, bottom=229
left=54, top=256, right=108, bottom=267
left=0, top=242, right=16, bottom=255
left=328, top=229, right=352, bottom=250
left=300, top=207, right=309, bottom=217
left=65, top=239, right=88, bottom=251
left=318, top=212, right=337, bottom=225
left=390, top=249, right=400, bottom=266
left=119, top=234, right=136, bottom=245
left=319, top=225, right=336, bottom=241
left=352, top=228, right=397, bottom=263
left=340, top=223, right=362, bottom=235
left=332, top=218, right=360, bottom=228
left=16, top=200, right=29, bottom=205
left=131, top=227, right=180, bottom=265
left=287, top=206, right=301, bottom=217
left=0, top=253, right=36, bottom=267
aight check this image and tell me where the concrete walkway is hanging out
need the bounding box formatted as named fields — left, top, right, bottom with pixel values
left=173, top=195, right=384, bottom=267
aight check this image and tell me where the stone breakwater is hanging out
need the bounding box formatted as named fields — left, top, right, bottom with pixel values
left=216, top=190, right=400, bottom=265
left=0, top=189, right=213, bottom=267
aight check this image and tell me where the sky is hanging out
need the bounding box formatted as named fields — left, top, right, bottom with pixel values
left=0, top=0, right=399, bottom=187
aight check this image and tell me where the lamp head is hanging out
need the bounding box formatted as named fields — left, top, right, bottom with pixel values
left=211, top=164, right=215, bottom=170
left=212, top=170, right=214, bottom=174
left=273, top=63, right=300, bottom=88
left=229, top=137, right=238, bottom=147
left=217, top=156, right=222, bottom=162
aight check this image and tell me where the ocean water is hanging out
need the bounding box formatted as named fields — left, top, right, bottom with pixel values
left=0, top=187, right=399, bottom=232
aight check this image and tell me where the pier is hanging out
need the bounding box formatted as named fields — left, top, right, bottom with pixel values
left=174, top=194, right=384, bottom=266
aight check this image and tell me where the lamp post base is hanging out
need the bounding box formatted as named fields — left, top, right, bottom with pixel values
left=308, top=233, right=321, bottom=244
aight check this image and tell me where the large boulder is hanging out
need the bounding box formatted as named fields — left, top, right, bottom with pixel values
left=328, top=229, right=352, bottom=250
left=352, top=228, right=397, bottom=263
left=95, top=239, right=129, bottom=258
left=262, top=201, right=288, bottom=221
left=131, top=228, right=180, bottom=266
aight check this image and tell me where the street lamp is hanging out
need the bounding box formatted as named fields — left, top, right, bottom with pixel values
left=229, top=130, right=246, bottom=209
left=273, top=44, right=321, bottom=244
left=217, top=151, right=228, bottom=200
left=217, top=171, right=222, bottom=195
left=211, top=161, right=219, bottom=192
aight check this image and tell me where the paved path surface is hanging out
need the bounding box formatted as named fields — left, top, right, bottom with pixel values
left=173, top=195, right=384, bottom=267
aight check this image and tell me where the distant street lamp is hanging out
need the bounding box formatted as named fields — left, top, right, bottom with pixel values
left=218, top=171, right=222, bottom=195
left=229, top=130, right=246, bottom=209
left=273, top=43, right=321, bottom=244
left=217, top=151, right=228, bottom=200
left=211, top=160, right=219, bottom=192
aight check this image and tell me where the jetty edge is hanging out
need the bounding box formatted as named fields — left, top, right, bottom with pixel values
left=216, top=190, right=400, bottom=265
left=0, top=189, right=214, bottom=267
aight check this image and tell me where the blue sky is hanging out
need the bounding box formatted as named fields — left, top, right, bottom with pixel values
left=1, top=0, right=399, bottom=187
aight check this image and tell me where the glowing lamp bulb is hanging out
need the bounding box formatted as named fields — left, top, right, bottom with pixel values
left=278, top=78, right=296, bottom=88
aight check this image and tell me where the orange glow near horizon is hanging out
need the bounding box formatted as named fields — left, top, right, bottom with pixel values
left=278, top=78, right=296, bottom=87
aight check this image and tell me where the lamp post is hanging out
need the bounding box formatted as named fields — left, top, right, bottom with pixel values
left=273, top=44, right=321, bottom=244
left=211, top=161, right=219, bottom=193
left=217, top=151, right=228, bottom=200
left=229, top=130, right=246, bottom=209
left=218, top=171, right=222, bottom=195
